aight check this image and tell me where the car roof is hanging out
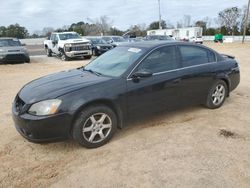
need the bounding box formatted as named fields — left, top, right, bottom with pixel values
left=120, top=41, right=213, bottom=50
left=119, top=41, right=181, bottom=49
left=102, top=36, right=123, bottom=38
left=52, top=32, right=77, bottom=34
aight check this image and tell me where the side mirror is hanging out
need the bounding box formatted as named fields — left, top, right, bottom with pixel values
left=21, top=43, right=26, bottom=46
left=132, top=70, right=153, bottom=79
left=52, top=41, right=57, bottom=45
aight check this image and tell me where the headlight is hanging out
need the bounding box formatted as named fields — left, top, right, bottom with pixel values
left=64, top=44, right=72, bottom=48
left=96, top=46, right=101, bottom=50
left=0, top=49, right=6, bottom=52
left=28, top=99, right=62, bottom=116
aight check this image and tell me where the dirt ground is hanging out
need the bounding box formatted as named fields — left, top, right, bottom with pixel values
left=0, top=42, right=250, bottom=188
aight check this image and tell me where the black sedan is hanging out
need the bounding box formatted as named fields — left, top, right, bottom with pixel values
left=86, top=37, right=113, bottom=56
left=12, top=41, right=240, bottom=148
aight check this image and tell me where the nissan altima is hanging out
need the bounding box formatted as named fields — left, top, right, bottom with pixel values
left=12, top=41, right=240, bottom=148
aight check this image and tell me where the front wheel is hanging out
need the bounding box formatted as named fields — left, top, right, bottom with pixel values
left=84, top=55, right=92, bottom=59
left=205, top=80, right=228, bottom=109
left=46, top=48, right=52, bottom=57
left=60, top=50, right=69, bottom=61
left=72, top=105, right=117, bottom=148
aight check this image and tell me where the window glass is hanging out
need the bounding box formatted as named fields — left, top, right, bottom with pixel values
left=137, top=46, right=179, bottom=73
left=84, top=47, right=145, bottom=77
left=179, top=46, right=210, bottom=67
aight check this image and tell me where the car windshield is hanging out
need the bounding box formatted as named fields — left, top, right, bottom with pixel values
left=88, top=38, right=107, bottom=44
left=58, top=33, right=81, bottom=40
left=84, top=46, right=145, bottom=77
left=112, top=37, right=126, bottom=42
left=0, top=39, right=21, bottom=47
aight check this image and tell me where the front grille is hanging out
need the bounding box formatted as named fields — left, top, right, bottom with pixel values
left=71, top=45, right=90, bottom=51
left=15, top=95, right=25, bottom=113
left=6, top=54, right=25, bottom=61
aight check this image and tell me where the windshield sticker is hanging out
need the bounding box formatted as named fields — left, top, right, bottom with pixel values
left=128, top=48, right=141, bottom=53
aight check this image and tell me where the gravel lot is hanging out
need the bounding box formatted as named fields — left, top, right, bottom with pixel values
left=0, top=42, right=250, bottom=188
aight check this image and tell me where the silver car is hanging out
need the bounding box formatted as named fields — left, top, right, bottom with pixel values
left=0, top=38, right=30, bottom=64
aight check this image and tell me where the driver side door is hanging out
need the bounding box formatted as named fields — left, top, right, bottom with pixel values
left=126, top=45, right=183, bottom=119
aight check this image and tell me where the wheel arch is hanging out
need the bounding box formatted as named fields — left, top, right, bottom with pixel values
left=70, top=99, right=124, bottom=134
left=215, top=74, right=231, bottom=97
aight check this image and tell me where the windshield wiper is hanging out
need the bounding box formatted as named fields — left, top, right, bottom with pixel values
left=84, top=68, right=103, bottom=76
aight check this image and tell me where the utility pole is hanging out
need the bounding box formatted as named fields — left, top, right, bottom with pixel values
left=242, top=0, right=250, bottom=43
left=158, top=0, right=162, bottom=29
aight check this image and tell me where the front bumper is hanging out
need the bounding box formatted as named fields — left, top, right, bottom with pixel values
left=65, top=50, right=92, bottom=58
left=12, top=106, right=73, bottom=143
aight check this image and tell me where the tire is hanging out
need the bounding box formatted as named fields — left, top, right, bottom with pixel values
left=25, top=57, right=30, bottom=63
left=72, top=105, right=117, bottom=148
left=60, top=50, right=69, bottom=61
left=205, top=80, right=228, bottom=109
left=92, top=49, right=97, bottom=56
left=84, top=55, right=92, bottom=59
left=46, top=48, right=52, bottom=57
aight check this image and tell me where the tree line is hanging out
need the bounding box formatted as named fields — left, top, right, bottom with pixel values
left=0, top=5, right=249, bottom=39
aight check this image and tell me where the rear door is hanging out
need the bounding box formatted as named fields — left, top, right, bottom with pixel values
left=177, top=45, right=216, bottom=105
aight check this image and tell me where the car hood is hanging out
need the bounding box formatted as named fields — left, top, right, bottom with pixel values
left=63, top=38, right=90, bottom=44
left=18, top=68, right=111, bottom=104
left=94, top=44, right=112, bottom=47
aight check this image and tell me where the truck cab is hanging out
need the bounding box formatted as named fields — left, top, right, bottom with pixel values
left=44, top=32, right=92, bottom=60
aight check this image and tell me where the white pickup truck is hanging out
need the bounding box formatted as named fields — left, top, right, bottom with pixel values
left=44, top=32, right=92, bottom=60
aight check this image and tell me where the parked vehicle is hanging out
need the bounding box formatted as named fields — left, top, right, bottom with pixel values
left=214, top=34, right=224, bottom=43
left=145, top=35, right=173, bottom=41
left=44, top=32, right=92, bottom=61
left=190, top=36, right=203, bottom=44
left=127, top=37, right=145, bottom=42
left=147, top=27, right=203, bottom=41
left=101, top=36, right=127, bottom=46
left=0, top=38, right=30, bottom=64
left=86, top=37, right=113, bottom=56
left=12, top=41, right=240, bottom=148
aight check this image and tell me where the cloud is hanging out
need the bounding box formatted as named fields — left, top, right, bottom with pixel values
left=1, top=0, right=246, bottom=33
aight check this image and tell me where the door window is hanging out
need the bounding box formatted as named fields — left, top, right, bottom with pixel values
left=179, top=46, right=215, bottom=67
left=137, top=46, right=179, bottom=73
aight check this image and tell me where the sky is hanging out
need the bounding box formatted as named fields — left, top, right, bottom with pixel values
left=0, top=0, right=246, bottom=34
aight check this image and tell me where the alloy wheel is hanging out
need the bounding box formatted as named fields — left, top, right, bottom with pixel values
left=82, top=113, right=112, bottom=143
left=212, top=84, right=226, bottom=106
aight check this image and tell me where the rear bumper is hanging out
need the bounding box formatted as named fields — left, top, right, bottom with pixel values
left=0, top=53, right=29, bottom=63
left=12, top=107, right=74, bottom=143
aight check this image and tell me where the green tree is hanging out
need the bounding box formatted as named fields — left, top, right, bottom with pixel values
left=4, top=24, right=29, bottom=38
left=218, top=7, right=241, bottom=36
left=148, top=20, right=167, bottom=30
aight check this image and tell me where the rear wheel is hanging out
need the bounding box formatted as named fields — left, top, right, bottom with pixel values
left=25, top=57, right=30, bottom=63
left=72, top=105, right=117, bottom=148
left=46, top=48, right=52, bottom=57
left=205, top=80, right=228, bottom=109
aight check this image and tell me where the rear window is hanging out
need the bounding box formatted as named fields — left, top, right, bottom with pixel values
left=179, top=46, right=215, bottom=67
